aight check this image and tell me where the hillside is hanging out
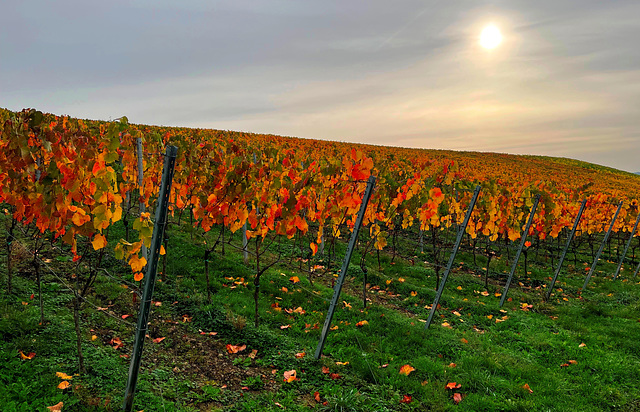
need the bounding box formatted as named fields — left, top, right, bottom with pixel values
left=1, top=108, right=640, bottom=411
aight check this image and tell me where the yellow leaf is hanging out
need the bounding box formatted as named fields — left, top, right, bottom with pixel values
left=91, top=335, right=97, bottom=341
left=91, top=234, right=106, bottom=250
left=399, top=364, right=415, bottom=376
left=57, top=381, right=71, bottom=390
left=56, top=372, right=73, bottom=380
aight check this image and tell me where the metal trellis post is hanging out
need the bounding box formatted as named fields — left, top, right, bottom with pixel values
left=499, top=194, right=541, bottom=307
left=545, top=198, right=587, bottom=301
left=424, top=185, right=481, bottom=330
left=123, top=145, right=178, bottom=412
left=613, top=210, right=640, bottom=280
left=582, top=200, right=623, bottom=290
left=315, top=176, right=376, bottom=359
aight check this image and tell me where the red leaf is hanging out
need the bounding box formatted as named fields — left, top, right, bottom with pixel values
left=314, top=391, right=321, bottom=402
left=322, top=366, right=330, bottom=374
left=453, top=393, right=462, bottom=404
left=329, top=373, right=341, bottom=380
left=400, top=395, right=412, bottom=404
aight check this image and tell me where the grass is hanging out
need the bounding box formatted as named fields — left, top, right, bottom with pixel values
left=1, top=215, right=640, bottom=411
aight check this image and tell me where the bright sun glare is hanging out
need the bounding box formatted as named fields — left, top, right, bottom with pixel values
left=480, top=25, right=502, bottom=49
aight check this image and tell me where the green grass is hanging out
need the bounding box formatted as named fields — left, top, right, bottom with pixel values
left=1, top=217, right=640, bottom=411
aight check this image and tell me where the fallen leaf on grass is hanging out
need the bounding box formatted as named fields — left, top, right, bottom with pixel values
left=523, top=383, right=533, bottom=393
left=445, top=382, right=461, bottom=390
left=448, top=363, right=457, bottom=368
left=441, top=322, right=452, bottom=329
left=283, top=369, right=297, bottom=383
left=329, top=373, right=341, bottom=380
left=91, top=335, right=97, bottom=341
left=453, top=393, right=462, bottom=404
left=289, top=276, right=300, bottom=284
left=295, top=352, right=305, bottom=359
left=579, top=343, right=587, bottom=348
left=226, top=344, right=246, bottom=354
left=400, top=395, right=412, bottom=404
left=480, top=291, right=490, bottom=296
left=336, top=361, right=349, bottom=366
left=569, top=360, right=578, bottom=365
left=56, top=372, right=73, bottom=380
left=460, top=338, right=468, bottom=344
left=322, top=366, right=330, bottom=374
left=314, top=391, right=321, bottom=402
left=280, top=325, right=291, bottom=330
left=109, top=338, right=123, bottom=350
left=355, top=320, right=369, bottom=327
left=19, top=350, right=35, bottom=360
left=47, top=402, right=63, bottom=411
left=249, top=349, right=258, bottom=359
left=152, top=337, right=165, bottom=344
left=121, top=314, right=131, bottom=319
left=57, top=381, right=71, bottom=390
left=399, top=364, right=415, bottom=376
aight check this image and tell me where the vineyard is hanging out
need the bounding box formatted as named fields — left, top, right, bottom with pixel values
left=1, top=107, right=640, bottom=411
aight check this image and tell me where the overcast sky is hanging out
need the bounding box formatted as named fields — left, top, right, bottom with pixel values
left=2, top=1, right=639, bottom=172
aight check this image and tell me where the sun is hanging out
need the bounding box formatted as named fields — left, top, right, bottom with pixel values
left=480, top=25, right=502, bottom=49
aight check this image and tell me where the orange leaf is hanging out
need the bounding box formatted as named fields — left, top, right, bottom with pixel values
left=523, top=383, right=533, bottom=393
left=152, top=337, right=165, bottom=344
left=280, top=325, right=291, bottom=329
left=329, top=373, right=341, bottom=380
left=355, top=320, right=369, bottom=327
left=400, top=394, right=412, bottom=404
left=445, top=382, right=461, bottom=390
left=289, top=276, right=300, bottom=284
left=56, top=372, right=73, bottom=380
left=295, top=352, right=305, bottom=359
left=121, top=314, right=131, bottom=319
left=283, top=369, right=297, bottom=383
left=448, top=363, right=457, bottom=368
left=134, top=272, right=144, bottom=282
left=399, top=364, right=415, bottom=376
left=57, top=381, right=71, bottom=390
left=226, top=344, right=246, bottom=354
left=322, top=366, right=330, bottom=374
left=569, top=360, right=577, bottom=365
left=129, top=255, right=147, bottom=273
left=524, top=241, right=531, bottom=248
left=91, top=335, right=97, bottom=341
left=314, top=391, right=321, bottom=402
left=47, top=401, right=64, bottom=411
left=460, top=338, right=468, bottom=344
left=19, top=350, right=35, bottom=360
left=159, top=245, right=166, bottom=255
left=310, top=242, right=318, bottom=256
left=248, top=349, right=258, bottom=359
left=453, top=393, right=462, bottom=404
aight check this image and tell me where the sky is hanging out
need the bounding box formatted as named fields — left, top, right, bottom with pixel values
left=1, top=1, right=639, bottom=172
